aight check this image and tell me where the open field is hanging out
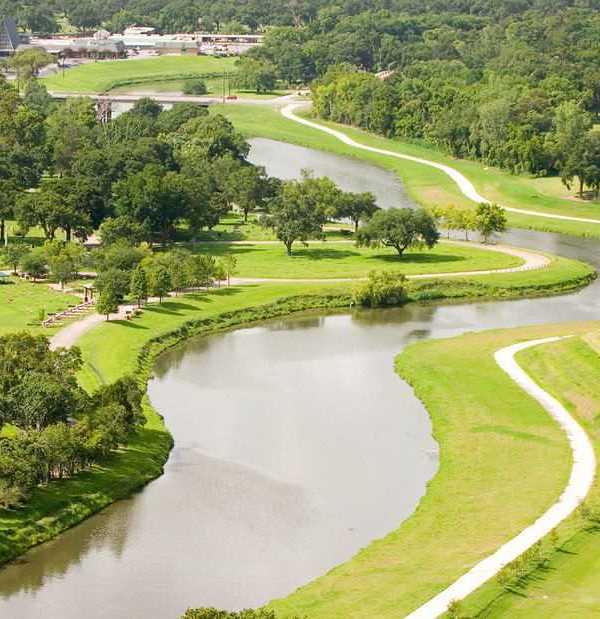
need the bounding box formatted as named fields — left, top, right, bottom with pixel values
left=218, top=104, right=600, bottom=239
left=459, top=334, right=600, bottom=617
left=189, top=240, right=523, bottom=279
left=43, top=56, right=238, bottom=93
left=110, top=77, right=290, bottom=100
left=268, top=322, right=598, bottom=618
left=0, top=275, right=79, bottom=336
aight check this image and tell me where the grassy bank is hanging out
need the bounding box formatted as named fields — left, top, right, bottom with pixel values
left=43, top=56, right=237, bottom=93
left=0, top=275, right=80, bottom=336
left=218, top=105, right=600, bottom=239
left=458, top=334, right=600, bottom=618
left=189, top=240, right=523, bottom=279
left=0, top=250, right=593, bottom=570
left=269, top=321, right=598, bottom=618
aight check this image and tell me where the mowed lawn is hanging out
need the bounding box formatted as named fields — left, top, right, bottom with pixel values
left=43, top=55, right=237, bottom=93
left=461, top=333, right=600, bottom=617
left=0, top=276, right=79, bottom=336
left=191, top=240, right=523, bottom=279
left=269, top=322, right=597, bottom=618
left=218, top=105, right=600, bottom=238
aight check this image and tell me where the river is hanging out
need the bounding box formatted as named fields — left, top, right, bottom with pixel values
left=0, top=139, right=598, bottom=619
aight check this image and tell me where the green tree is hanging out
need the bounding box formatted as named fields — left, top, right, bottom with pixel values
left=335, top=191, right=379, bottom=233
left=96, top=286, right=119, bottom=320
left=352, top=270, right=406, bottom=307
left=2, top=243, right=30, bottom=274
left=357, top=208, right=440, bottom=256
left=475, top=203, right=507, bottom=243
left=129, top=265, right=148, bottom=307
left=6, top=49, right=54, bottom=85
left=183, top=79, right=208, bottom=95
left=220, top=254, right=237, bottom=287
left=187, top=254, right=215, bottom=289
left=20, top=247, right=47, bottom=279
left=149, top=265, right=172, bottom=302
left=261, top=174, right=337, bottom=255
left=234, top=57, right=277, bottom=94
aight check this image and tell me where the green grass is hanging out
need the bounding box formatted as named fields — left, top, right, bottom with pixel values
left=0, top=275, right=80, bottom=336
left=217, top=105, right=600, bottom=239
left=458, top=334, right=600, bottom=618
left=268, top=321, right=598, bottom=618
left=43, top=56, right=238, bottom=93
left=189, top=240, right=522, bottom=279
left=110, top=77, right=290, bottom=99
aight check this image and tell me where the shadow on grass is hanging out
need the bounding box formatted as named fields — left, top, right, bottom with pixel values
left=471, top=425, right=556, bottom=445
left=111, top=320, right=149, bottom=330
left=367, top=252, right=465, bottom=264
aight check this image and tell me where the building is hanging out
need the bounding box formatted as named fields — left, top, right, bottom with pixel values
left=197, top=33, right=264, bottom=56
left=0, top=16, right=20, bottom=56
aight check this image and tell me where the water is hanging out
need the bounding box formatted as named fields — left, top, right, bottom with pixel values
left=0, top=140, right=598, bottom=619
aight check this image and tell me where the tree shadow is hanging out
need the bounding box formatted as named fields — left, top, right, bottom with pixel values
left=367, top=252, right=465, bottom=264
left=111, top=320, right=149, bottom=329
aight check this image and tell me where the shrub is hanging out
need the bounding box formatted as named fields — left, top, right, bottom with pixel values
left=183, top=79, right=208, bottom=95
left=352, top=270, right=407, bottom=307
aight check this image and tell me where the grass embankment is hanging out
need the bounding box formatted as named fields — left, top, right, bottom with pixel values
left=268, top=321, right=598, bottom=618
left=0, top=275, right=79, bottom=336
left=189, top=240, right=523, bottom=279
left=218, top=105, right=600, bottom=239
left=0, top=251, right=593, bottom=567
left=459, top=334, right=600, bottom=618
left=43, top=56, right=238, bottom=93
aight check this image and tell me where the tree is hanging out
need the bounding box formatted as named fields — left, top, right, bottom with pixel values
left=129, top=265, right=148, bottom=307
left=260, top=174, right=337, bottom=255
left=335, top=191, right=379, bottom=232
left=187, top=255, right=215, bottom=289
left=131, top=97, right=163, bottom=119
left=96, top=286, right=119, bottom=320
left=220, top=254, right=237, bottom=287
left=99, top=216, right=149, bottom=246
left=357, top=208, right=440, bottom=256
left=95, top=267, right=131, bottom=299
left=6, top=49, right=54, bottom=85
left=234, top=57, right=277, bottom=94
left=149, top=265, right=172, bottom=302
left=475, top=203, right=507, bottom=243
left=2, top=243, right=30, bottom=274
left=155, top=103, right=208, bottom=134
left=20, top=247, right=47, bottom=279
left=114, top=165, right=189, bottom=244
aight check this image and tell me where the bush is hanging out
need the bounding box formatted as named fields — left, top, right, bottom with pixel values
left=352, top=271, right=407, bottom=307
left=182, top=609, right=282, bottom=619
left=183, top=79, right=208, bottom=95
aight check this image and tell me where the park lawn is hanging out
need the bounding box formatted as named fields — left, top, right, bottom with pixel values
left=269, top=321, right=598, bottom=618
left=189, top=240, right=523, bottom=279
left=218, top=105, right=600, bottom=238
left=0, top=275, right=79, bottom=336
left=458, top=334, right=600, bottom=618
left=43, top=55, right=238, bottom=93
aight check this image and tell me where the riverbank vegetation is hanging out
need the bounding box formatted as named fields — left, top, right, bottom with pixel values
left=267, top=322, right=598, bottom=618
left=219, top=104, right=600, bottom=238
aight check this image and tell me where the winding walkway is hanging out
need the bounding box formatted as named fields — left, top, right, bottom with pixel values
left=282, top=104, right=600, bottom=226
left=406, top=337, right=597, bottom=618
left=229, top=241, right=549, bottom=285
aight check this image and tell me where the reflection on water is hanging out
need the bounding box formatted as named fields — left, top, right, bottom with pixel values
left=248, top=138, right=416, bottom=210
left=0, top=138, right=599, bottom=619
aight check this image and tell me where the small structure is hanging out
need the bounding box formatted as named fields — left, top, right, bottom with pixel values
left=0, top=270, right=11, bottom=283
left=0, top=16, right=20, bottom=57
left=96, top=98, right=112, bottom=125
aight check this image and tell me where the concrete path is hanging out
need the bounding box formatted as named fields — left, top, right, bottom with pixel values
left=405, top=337, right=596, bottom=618
left=282, top=104, right=600, bottom=226
left=229, top=242, right=549, bottom=285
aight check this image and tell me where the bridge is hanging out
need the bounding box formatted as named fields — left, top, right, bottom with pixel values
left=48, top=92, right=221, bottom=106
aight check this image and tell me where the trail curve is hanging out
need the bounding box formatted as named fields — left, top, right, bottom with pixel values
left=282, top=104, right=600, bottom=226
left=405, top=337, right=596, bottom=618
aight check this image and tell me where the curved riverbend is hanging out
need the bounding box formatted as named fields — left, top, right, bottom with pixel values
left=0, top=141, right=599, bottom=617
left=407, top=337, right=597, bottom=618
left=282, top=104, right=600, bottom=226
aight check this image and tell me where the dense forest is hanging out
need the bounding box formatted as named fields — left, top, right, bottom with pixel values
left=4, top=1, right=600, bottom=180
